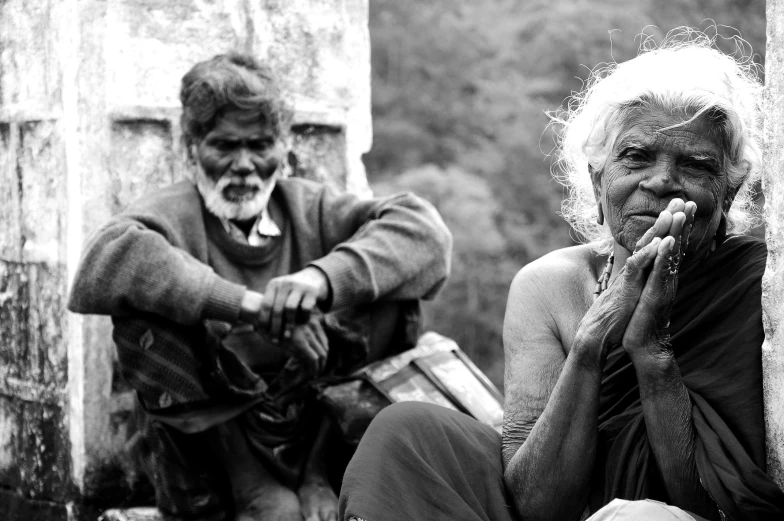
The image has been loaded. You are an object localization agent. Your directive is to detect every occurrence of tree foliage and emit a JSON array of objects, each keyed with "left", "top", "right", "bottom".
[{"left": 367, "top": 0, "right": 766, "bottom": 387}]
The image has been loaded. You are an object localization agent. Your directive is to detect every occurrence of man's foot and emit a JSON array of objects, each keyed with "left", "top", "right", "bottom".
[
  {"left": 298, "top": 480, "right": 338, "bottom": 521},
  {"left": 209, "top": 420, "right": 302, "bottom": 521},
  {"left": 235, "top": 482, "right": 301, "bottom": 521}
]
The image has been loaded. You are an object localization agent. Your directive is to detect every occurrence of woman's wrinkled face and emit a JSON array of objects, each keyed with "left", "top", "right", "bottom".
[{"left": 593, "top": 106, "right": 731, "bottom": 254}]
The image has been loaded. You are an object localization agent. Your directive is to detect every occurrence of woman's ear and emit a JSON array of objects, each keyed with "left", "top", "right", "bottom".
[
  {"left": 589, "top": 164, "right": 604, "bottom": 225},
  {"left": 723, "top": 186, "right": 739, "bottom": 213}
]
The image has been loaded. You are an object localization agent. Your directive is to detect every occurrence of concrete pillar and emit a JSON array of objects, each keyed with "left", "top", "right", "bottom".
[
  {"left": 0, "top": 0, "right": 371, "bottom": 517},
  {"left": 764, "top": 0, "right": 784, "bottom": 490}
]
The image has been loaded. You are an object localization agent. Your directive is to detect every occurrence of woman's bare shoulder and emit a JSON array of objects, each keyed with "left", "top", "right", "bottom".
[
  {"left": 511, "top": 244, "right": 597, "bottom": 294},
  {"left": 505, "top": 244, "right": 597, "bottom": 351}
]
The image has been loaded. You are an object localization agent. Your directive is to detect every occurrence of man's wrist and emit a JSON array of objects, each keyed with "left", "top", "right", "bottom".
[
  {"left": 239, "top": 290, "right": 264, "bottom": 324},
  {"left": 302, "top": 266, "right": 332, "bottom": 307}
]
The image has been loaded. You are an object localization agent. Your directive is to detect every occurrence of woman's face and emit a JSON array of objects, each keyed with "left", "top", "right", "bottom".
[{"left": 593, "top": 107, "right": 732, "bottom": 254}]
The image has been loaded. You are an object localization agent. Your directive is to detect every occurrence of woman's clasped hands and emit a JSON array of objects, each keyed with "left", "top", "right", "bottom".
[{"left": 577, "top": 198, "right": 696, "bottom": 367}]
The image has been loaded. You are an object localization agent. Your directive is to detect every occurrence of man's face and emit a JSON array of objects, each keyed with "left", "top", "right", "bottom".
[
  {"left": 593, "top": 106, "right": 730, "bottom": 254},
  {"left": 194, "top": 109, "right": 284, "bottom": 221}
]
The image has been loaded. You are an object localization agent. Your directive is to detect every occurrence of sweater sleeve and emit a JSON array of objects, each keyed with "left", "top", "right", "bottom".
[
  {"left": 67, "top": 215, "right": 247, "bottom": 325},
  {"left": 307, "top": 187, "right": 453, "bottom": 310}
]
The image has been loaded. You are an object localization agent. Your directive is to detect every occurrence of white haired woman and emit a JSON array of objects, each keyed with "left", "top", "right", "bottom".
[{"left": 337, "top": 31, "right": 784, "bottom": 521}]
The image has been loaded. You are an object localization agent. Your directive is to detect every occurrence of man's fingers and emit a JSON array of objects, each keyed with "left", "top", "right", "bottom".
[
  {"left": 283, "top": 291, "right": 303, "bottom": 341},
  {"left": 313, "top": 321, "right": 329, "bottom": 352},
  {"left": 301, "top": 293, "right": 318, "bottom": 316},
  {"left": 270, "top": 282, "right": 291, "bottom": 341},
  {"left": 302, "top": 326, "right": 327, "bottom": 373},
  {"left": 259, "top": 285, "right": 277, "bottom": 330}
]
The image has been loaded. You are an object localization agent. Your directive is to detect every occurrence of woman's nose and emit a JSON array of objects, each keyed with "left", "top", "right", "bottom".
[{"left": 638, "top": 160, "right": 684, "bottom": 197}]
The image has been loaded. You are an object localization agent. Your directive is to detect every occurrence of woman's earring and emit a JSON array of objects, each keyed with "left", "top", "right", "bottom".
[{"left": 597, "top": 204, "right": 604, "bottom": 226}]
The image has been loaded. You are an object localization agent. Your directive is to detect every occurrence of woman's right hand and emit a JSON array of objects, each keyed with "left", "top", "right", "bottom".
[
  {"left": 574, "top": 236, "right": 661, "bottom": 366},
  {"left": 574, "top": 199, "right": 695, "bottom": 366}
]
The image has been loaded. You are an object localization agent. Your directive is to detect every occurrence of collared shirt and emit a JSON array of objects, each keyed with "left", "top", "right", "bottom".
[{"left": 220, "top": 208, "right": 281, "bottom": 247}]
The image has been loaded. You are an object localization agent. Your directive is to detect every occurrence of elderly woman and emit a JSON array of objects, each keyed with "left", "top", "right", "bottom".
[{"left": 338, "top": 34, "right": 784, "bottom": 521}]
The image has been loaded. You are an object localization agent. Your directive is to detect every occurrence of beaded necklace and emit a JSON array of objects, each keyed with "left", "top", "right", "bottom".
[{"left": 593, "top": 253, "right": 614, "bottom": 297}]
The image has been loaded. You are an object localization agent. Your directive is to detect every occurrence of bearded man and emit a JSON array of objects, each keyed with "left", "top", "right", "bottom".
[{"left": 68, "top": 52, "right": 452, "bottom": 521}]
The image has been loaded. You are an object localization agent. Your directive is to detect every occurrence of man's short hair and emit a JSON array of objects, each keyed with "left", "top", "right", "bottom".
[{"left": 179, "top": 52, "right": 292, "bottom": 149}]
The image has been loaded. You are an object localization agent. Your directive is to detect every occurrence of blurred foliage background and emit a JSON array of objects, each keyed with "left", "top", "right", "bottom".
[{"left": 366, "top": 0, "right": 767, "bottom": 388}]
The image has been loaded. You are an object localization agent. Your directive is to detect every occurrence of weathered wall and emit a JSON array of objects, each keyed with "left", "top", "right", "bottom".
[
  {"left": 0, "top": 0, "right": 372, "bottom": 511},
  {"left": 764, "top": 0, "right": 784, "bottom": 490}
]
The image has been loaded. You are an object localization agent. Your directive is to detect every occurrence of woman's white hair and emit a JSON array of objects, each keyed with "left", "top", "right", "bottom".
[{"left": 551, "top": 28, "right": 764, "bottom": 253}]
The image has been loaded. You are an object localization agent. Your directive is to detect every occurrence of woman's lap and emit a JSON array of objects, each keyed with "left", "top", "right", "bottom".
[{"left": 338, "top": 402, "right": 517, "bottom": 521}]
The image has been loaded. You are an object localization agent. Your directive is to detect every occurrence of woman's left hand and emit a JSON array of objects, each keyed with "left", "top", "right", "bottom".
[{"left": 622, "top": 199, "right": 695, "bottom": 363}]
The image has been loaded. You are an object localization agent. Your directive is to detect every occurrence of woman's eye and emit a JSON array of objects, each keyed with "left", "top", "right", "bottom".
[
  {"left": 621, "top": 149, "right": 648, "bottom": 164},
  {"left": 684, "top": 162, "right": 714, "bottom": 172}
]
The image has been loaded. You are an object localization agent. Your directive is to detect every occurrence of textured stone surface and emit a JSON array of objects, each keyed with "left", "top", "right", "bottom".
[
  {"left": 0, "top": 0, "right": 373, "bottom": 511},
  {"left": 764, "top": 0, "right": 784, "bottom": 490}
]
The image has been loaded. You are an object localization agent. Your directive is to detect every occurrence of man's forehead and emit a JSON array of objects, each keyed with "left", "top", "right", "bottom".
[{"left": 211, "top": 110, "right": 277, "bottom": 137}]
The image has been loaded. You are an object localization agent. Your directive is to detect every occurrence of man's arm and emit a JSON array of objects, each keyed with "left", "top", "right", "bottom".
[
  {"left": 256, "top": 185, "right": 452, "bottom": 342},
  {"left": 308, "top": 188, "right": 452, "bottom": 310},
  {"left": 68, "top": 216, "right": 246, "bottom": 324}
]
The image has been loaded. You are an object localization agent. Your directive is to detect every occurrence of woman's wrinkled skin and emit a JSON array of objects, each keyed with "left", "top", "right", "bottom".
[
  {"left": 502, "top": 106, "right": 734, "bottom": 521},
  {"left": 593, "top": 107, "right": 732, "bottom": 256}
]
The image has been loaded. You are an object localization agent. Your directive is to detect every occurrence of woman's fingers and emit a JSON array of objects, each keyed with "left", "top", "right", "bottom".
[
  {"left": 641, "top": 236, "right": 677, "bottom": 310},
  {"left": 667, "top": 198, "right": 686, "bottom": 215},
  {"left": 682, "top": 201, "right": 696, "bottom": 253},
  {"left": 626, "top": 237, "right": 662, "bottom": 277}
]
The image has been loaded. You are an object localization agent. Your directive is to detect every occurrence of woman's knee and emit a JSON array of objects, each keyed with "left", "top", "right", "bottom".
[{"left": 370, "top": 402, "right": 454, "bottom": 437}]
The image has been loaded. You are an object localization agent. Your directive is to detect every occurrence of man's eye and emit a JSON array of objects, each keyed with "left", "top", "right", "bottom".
[
  {"left": 214, "top": 140, "right": 235, "bottom": 151},
  {"left": 249, "top": 138, "right": 274, "bottom": 150}
]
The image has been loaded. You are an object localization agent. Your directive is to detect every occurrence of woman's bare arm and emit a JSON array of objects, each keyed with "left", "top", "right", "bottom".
[{"left": 503, "top": 241, "right": 659, "bottom": 521}]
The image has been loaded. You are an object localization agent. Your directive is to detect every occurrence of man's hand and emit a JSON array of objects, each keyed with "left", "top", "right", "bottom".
[
  {"left": 259, "top": 267, "right": 331, "bottom": 343},
  {"left": 239, "top": 272, "right": 330, "bottom": 374},
  {"left": 283, "top": 314, "right": 330, "bottom": 376}
]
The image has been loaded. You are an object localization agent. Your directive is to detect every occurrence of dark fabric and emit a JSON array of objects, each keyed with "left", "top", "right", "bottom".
[
  {"left": 340, "top": 235, "right": 784, "bottom": 521},
  {"left": 128, "top": 408, "right": 234, "bottom": 521},
  {"left": 339, "top": 402, "right": 516, "bottom": 521},
  {"left": 594, "top": 235, "right": 784, "bottom": 520}
]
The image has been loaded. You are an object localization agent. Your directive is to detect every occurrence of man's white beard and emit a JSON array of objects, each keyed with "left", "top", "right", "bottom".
[{"left": 194, "top": 159, "right": 279, "bottom": 221}]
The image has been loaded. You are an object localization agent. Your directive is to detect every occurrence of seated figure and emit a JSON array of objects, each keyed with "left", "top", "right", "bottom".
[
  {"left": 67, "top": 52, "right": 452, "bottom": 521},
  {"left": 338, "top": 32, "right": 784, "bottom": 521}
]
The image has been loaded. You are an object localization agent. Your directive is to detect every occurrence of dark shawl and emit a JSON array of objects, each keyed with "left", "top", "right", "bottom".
[{"left": 594, "top": 235, "right": 784, "bottom": 520}]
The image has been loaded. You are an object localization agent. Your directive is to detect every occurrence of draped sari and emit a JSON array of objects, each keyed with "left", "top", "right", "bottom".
[
  {"left": 594, "top": 235, "right": 784, "bottom": 519},
  {"left": 340, "top": 235, "right": 784, "bottom": 521}
]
